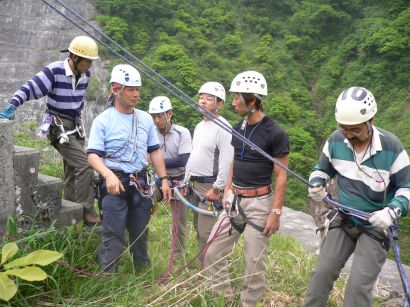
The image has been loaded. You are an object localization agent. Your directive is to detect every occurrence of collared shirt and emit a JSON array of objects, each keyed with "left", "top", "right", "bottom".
[
  {"left": 63, "top": 59, "right": 87, "bottom": 90},
  {"left": 157, "top": 124, "right": 192, "bottom": 177},
  {"left": 10, "top": 58, "right": 91, "bottom": 117},
  {"left": 87, "top": 107, "right": 159, "bottom": 173},
  {"left": 310, "top": 126, "right": 410, "bottom": 225}
]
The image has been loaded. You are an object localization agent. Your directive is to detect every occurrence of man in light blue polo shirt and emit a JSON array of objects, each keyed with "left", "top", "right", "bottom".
[{"left": 87, "top": 64, "right": 171, "bottom": 273}]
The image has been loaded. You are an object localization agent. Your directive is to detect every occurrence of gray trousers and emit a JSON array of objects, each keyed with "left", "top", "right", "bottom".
[
  {"left": 49, "top": 117, "right": 94, "bottom": 211},
  {"left": 303, "top": 216, "right": 388, "bottom": 307}
]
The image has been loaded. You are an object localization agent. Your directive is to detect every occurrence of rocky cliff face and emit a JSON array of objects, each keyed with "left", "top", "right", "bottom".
[{"left": 0, "top": 0, "right": 107, "bottom": 132}]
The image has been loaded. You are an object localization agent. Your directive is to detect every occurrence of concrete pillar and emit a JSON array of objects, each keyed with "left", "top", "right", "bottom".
[{"left": 0, "top": 119, "right": 15, "bottom": 227}]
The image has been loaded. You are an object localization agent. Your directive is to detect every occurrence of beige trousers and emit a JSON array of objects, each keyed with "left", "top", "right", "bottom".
[
  {"left": 171, "top": 198, "right": 188, "bottom": 256},
  {"left": 191, "top": 182, "right": 219, "bottom": 259},
  {"left": 204, "top": 192, "right": 273, "bottom": 307}
]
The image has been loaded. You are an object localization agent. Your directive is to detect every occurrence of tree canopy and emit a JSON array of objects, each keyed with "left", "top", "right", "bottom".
[{"left": 95, "top": 0, "right": 410, "bottom": 209}]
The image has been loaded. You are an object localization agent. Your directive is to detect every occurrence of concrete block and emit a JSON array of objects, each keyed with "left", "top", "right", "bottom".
[
  {"left": 0, "top": 120, "right": 15, "bottom": 227},
  {"left": 13, "top": 145, "right": 40, "bottom": 186},
  {"left": 15, "top": 173, "right": 62, "bottom": 223},
  {"left": 54, "top": 199, "right": 83, "bottom": 227}
]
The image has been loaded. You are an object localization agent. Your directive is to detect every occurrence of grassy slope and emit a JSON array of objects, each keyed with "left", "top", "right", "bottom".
[{"left": 3, "top": 204, "right": 351, "bottom": 306}]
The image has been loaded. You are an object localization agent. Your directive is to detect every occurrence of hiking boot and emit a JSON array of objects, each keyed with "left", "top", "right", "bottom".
[{"left": 84, "top": 209, "right": 101, "bottom": 225}]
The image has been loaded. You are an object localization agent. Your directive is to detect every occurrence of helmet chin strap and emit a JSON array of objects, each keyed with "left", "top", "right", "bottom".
[
  {"left": 239, "top": 93, "right": 256, "bottom": 129},
  {"left": 211, "top": 96, "right": 219, "bottom": 114},
  {"left": 366, "top": 120, "right": 372, "bottom": 135},
  {"left": 164, "top": 111, "right": 171, "bottom": 133},
  {"left": 114, "top": 86, "right": 131, "bottom": 110},
  {"left": 69, "top": 56, "right": 80, "bottom": 75}
]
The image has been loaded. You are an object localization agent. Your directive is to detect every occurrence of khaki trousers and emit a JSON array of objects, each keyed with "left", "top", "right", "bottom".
[
  {"left": 49, "top": 117, "right": 94, "bottom": 211},
  {"left": 171, "top": 198, "right": 188, "bottom": 256},
  {"left": 204, "top": 193, "right": 272, "bottom": 307},
  {"left": 191, "top": 182, "right": 219, "bottom": 258}
]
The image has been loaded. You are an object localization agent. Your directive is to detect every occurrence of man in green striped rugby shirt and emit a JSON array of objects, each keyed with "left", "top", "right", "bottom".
[{"left": 304, "top": 86, "right": 410, "bottom": 307}]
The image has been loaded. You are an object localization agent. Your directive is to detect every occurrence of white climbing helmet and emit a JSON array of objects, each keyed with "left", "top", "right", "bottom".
[
  {"left": 149, "top": 96, "right": 172, "bottom": 113},
  {"left": 109, "top": 64, "right": 142, "bottom": 87},
  {"left": 198, "top": 82, "right": 226, "bottom": 102},
  {"left": 229, "top": 71, "right": 267, "bottom": 96},
  {"left": 335, "top": 86, "right": 377, "bottom": 125}
]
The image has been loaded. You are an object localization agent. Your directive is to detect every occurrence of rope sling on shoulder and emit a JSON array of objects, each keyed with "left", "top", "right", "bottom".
[{"left": 40, "top": 2, "right": 410, "bottom": 303}]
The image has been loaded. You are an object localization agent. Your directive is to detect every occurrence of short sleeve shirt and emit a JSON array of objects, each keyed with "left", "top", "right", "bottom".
[
  {"left": 157, "top": 124, "right": 192, "bottom": 176},
  {"left": 232, "top": 116, "right": 289, "bottom": 187},
  {"left": 87, "top": 107, "right": 159, "bottom": 173}
]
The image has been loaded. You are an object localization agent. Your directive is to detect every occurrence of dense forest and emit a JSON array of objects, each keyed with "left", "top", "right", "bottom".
[{"left": 94, "top": 0, "right": 410, "bottom": 210}]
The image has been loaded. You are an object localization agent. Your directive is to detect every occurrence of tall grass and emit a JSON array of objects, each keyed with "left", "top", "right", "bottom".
[{"left": 1, "top": 205, "right": 352, "bottom": 306}]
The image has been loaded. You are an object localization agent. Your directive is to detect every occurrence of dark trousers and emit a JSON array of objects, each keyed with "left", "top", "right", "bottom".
[
  {"left": 98, "top": 174, "right": 152, "bottom": 272},
  {"left": 49, "top": 117, "right": 94, "bottom": 211}
]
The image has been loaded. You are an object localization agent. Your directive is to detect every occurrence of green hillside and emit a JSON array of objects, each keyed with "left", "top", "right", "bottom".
[{"left": 95, "top": 0, "right": 410, "bottom": 211}]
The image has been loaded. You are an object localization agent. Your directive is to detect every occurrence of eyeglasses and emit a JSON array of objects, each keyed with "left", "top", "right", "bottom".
[{"left": 338, "top": 125, "right": 364, "bottom": 137}]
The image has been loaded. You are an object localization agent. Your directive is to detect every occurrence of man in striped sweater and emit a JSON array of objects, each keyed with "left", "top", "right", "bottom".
[
  {"left": 0, "top": 36, "right": 101, "bottom": 224},
  {"left": 304, "top": 86, "right": 410, "bottom": 307}
]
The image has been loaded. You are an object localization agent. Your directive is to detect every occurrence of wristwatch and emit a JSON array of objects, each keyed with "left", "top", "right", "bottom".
[
  {"left": 271, "top": 208, "right": 282, "bottom": 216},
  {"left": 212, "top": 187, "right": 223, "bottom": 195}
]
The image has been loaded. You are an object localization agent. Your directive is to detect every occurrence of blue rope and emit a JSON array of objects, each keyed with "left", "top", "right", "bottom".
[
  {"left": 173, "top": 187, "right": 217, "bottom": 217},
  {"left": 389, "top": 225, "right": 410, "bottom": 306}
]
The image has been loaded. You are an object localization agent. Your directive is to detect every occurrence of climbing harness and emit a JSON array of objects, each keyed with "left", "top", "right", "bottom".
[
  {"left": 51, "top": 114, "right": 85, "bottom": 144},
  {"left": 227, "top": 194, "right": 264, "bottom": 235},
  {"left": 40, "top": 2, "right": 410, "bottom": 303},
  {"left": 46, "top": 107, "right": 86, "bottom": 145},
  {"left": 129, "top": 172, "right": 152, "bottom": 199}
]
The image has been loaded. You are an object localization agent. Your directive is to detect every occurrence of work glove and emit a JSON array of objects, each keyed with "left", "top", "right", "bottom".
[
  {"left": 308, "top": 185, "right": 327, "bottom": 202},
  {"left": 369, "top": 206, "right": 401, "bottom": 229},
  {"left": 0, "top": 103, "right": 17, "bottom": 120}
]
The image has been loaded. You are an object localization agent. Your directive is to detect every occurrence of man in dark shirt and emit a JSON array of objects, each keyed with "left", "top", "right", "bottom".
[{"left": 204, "top": 71, "right": 289, "bottom": 306}]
